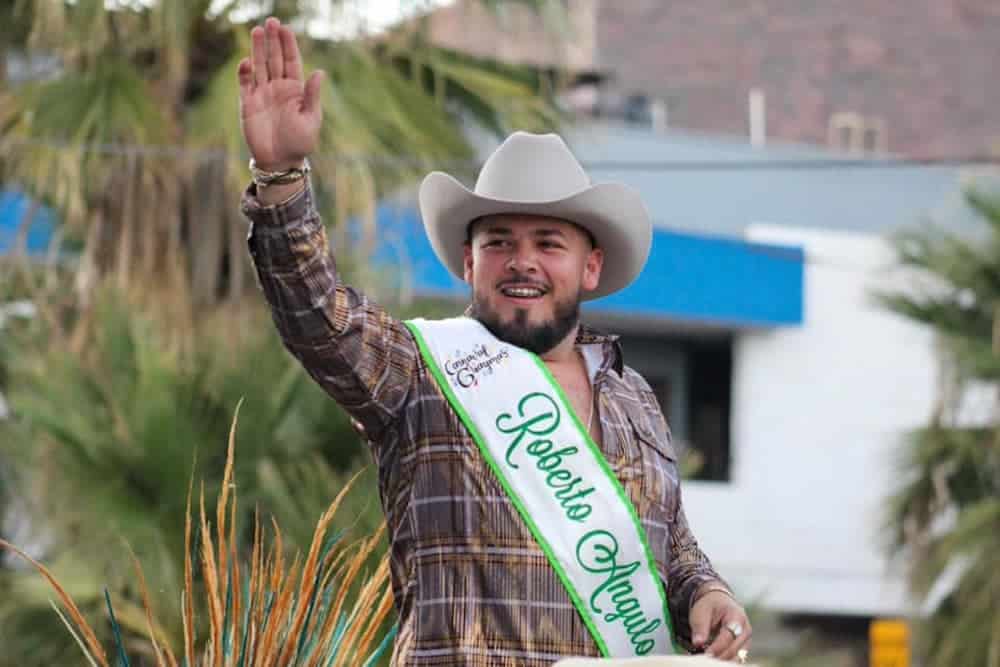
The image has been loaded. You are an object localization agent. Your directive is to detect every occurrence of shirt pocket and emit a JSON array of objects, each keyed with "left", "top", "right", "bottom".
[{"left": 621, "top": 409, "right": 680, "bottom": 526}]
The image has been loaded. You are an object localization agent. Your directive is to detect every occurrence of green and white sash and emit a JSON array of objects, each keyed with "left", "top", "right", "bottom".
[{"left": 404, "top": 316, "right": 675, "bottom": 657}]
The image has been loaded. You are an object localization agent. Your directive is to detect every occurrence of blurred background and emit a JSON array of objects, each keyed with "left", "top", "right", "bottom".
[{"left": 1, "top": 1, "right": 999, "bottom": 665}]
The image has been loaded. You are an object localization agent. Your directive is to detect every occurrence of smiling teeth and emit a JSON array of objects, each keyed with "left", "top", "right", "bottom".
[{"left": 502, "top": 287, "right": 544, "bottom": 297}]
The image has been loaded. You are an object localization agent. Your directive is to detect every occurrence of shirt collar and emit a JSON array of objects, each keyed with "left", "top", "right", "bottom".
[{"left": 576, "top": 323, "right": 625, "bottom": 378}]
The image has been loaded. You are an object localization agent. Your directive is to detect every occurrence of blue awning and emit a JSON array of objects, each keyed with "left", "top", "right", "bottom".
[
  {"left": 371, "top": 203, "right": 803, "bottom": 328},
  {"left": 0, "top": 190, "right": 56, "bottom": 256}
]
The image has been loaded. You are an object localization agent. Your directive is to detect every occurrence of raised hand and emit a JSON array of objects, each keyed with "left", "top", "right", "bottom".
[{"left": 238, "top": 17, "right": 323, "bottom": 172}]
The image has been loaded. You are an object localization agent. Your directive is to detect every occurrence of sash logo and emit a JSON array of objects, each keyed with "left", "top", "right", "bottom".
[{"left": 444, "top": 343, "right": 510, "bottom": 388}]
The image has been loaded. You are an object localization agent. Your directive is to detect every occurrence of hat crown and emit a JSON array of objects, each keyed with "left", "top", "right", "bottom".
[{"left": 475, "top": 132, "right": 591, "bottom": 202}]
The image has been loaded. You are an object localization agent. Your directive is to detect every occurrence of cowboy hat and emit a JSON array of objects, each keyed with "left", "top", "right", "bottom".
[{"left": 417, "top": 131, "right": 652, "bottom": 301}]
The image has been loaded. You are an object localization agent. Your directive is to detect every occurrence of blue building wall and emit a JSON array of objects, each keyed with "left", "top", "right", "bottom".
[
  {"left": 0, "top": 190, "right": 56, "bottom": 256},
  {"left": 596, "top": 228, "right": 803, "bottom": 327}
]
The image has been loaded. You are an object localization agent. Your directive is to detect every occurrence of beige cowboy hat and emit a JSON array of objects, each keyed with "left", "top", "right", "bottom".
[{"left": 417, "top": 131, "right": 652, "bottom": 301}]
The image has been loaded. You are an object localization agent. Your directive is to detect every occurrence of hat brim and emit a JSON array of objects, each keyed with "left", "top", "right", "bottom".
[{"left": 418, "top": 172, "right": 652, "bottom": 301}]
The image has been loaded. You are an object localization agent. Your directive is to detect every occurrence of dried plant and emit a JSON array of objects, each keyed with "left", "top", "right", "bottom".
[{"left": 0, "top": 403, "right": 397, "bottom": 666}]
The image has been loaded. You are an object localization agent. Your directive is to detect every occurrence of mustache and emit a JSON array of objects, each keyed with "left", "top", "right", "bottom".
[{"left": 496, "top": 273, "right": 549, "bottom": 291}]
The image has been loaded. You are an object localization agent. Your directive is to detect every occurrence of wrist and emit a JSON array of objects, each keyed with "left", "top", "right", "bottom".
[
  {"left": 691, "top": 581, "right": 736, "bottom": 609},
  {"left": 252, "top": 158, "right": 306, "bottom": 173},
  {"left": 249, "top": 157, "right": 311, "bottom": 187},
  {"left": 256, "top": 179, "right": 306, "bottom": 207}
]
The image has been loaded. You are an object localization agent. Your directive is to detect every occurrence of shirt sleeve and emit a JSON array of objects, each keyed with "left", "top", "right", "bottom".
[
  {"left": 667, "top": 490, "right": 734, "bottom": 652},
  {"left": 241, "top": 180, "right": 420, "bottom": 447}
]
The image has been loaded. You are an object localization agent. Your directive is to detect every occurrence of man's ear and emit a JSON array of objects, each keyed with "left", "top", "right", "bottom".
[
  {"left": 463, "top": 241, "right": 474, "bottom": 284},
  {"left": 582, "top": 246, "right": 604, "bottom": 292}
]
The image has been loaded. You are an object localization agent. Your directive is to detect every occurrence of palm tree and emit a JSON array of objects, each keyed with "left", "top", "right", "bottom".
[
  {"left": 877, "top": 186, "right": 1000, "bottom": 667},
  {"left": 0, "top": 0, "right": 563, "bottom": 307},
  {"left": 0, "top": 2, "right": 570, "bottom": 662}
]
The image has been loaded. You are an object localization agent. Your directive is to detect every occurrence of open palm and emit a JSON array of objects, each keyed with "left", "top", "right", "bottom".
[{"left": 238, "top": 18, "right": 323, "bottom": 171}]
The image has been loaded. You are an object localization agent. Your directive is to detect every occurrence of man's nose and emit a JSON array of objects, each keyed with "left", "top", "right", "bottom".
[{"left": 505, "top": 244, "right": 538, "bottom": 273}]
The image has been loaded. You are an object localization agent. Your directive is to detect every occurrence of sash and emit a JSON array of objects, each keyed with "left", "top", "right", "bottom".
[{"left": 404, "top": 317, "right": 676, "bottom": 657}]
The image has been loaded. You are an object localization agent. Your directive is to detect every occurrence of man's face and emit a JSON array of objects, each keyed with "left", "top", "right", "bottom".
[{"left": 463, "top": 214, "right": 603, "bottom": 354}]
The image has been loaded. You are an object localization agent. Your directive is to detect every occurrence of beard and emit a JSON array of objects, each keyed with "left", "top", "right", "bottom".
[{"left": 470, "top": 285, "right": 581, "bottom": 355}]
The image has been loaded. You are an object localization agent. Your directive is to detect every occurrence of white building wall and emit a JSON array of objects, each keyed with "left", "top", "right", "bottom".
[{"left": 681, "top": 224, "right": 939, "bottom": 617}]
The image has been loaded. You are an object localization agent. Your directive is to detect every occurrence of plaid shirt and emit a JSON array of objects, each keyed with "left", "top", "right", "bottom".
[{"left": 243, "top": 183, "right": 730, "bottom": 666}]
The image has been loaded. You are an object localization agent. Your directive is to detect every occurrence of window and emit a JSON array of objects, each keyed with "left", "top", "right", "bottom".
[
  {"left": 614, "top": 331, "right": 733, "bottom": 482},
  {"left": 827, "top": 111, "right": 886, "bottom": 154},
  {"left": 685, "top": 339, "right": 732, "bottom": 482},
  {"left": 863, "top": 126, "right": 882, "bottom": 153}
]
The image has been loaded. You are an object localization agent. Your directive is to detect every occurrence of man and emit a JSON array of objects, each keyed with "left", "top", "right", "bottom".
[{"left": 238, "top": 17, "right": 751, "bottom": 666}]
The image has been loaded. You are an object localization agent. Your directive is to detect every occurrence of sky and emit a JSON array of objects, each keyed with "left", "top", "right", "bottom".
[
  {"left": 214, "top": 0, "right": 457, "bottom": 38},
  {"left": 331, "top": 0, "right": 456, "bottom": 35}
]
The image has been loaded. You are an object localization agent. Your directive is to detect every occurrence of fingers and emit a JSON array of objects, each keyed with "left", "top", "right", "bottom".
[
  {"left": 704, "top": 612, "right": 751, "bottom": 661},
  {"left": 265, "top": 17, "right": 284, "bottom": 81},
  {"left": 237, "top": 58, "right": 253, "bottom": 95},
  {"left": 701, "top": 610, "right": 729, "bottom": 658},
  {"left": 279, "top": 23, "right": 303, "bottom": 81},
  {"left": 703, "top": 622, "right": 733, "bottom": 660},
  {"left": 249, "top": 17, "right": 306, "bottom": 88},
  {"left": 303, "top": 70, "right": 324, "bottom": 116},
  {"left": 690, "top": 614, "right": 712, "bottom": 649},
  {"left": 689, "top": 592, "right": 716, "bottom": 649},
  {"left": 719, "top": 630, "right": 751, "bottom": 662},
  {"left": 251, "top": 25, "right": 267, "bottom": 87}
]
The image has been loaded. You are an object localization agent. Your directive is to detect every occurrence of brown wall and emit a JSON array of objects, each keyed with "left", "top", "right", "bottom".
[
  {"left": 595, "top": 0, "right": 1000, "bottom": 156},
  {"left": 423, "top": 0, "right": 1000, "bottom": 156}
]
